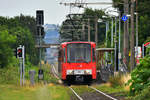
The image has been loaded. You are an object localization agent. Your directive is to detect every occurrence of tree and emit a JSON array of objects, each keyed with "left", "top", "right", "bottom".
[
  {"left": 0, "top": 26, "right": 16, "bottom": 67},
  {"left": 0, "top": 15, "right": 39, "bottom": 67}
]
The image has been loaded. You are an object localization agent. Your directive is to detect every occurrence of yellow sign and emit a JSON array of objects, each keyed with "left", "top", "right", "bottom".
[{"left": 129, "top": 51, "right": 131, "bottom": 56}]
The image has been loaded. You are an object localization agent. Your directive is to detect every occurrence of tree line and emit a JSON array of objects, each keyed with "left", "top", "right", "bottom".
[{"left": 0, "top": 14, "right": 39, "bottom": 68}]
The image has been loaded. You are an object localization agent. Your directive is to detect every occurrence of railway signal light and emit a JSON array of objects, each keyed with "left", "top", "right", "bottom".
[
  {"left": 17, "top": 47, "right": 23, "bottom": 58},
  {"left": 36, "top": 10, "right": 44, "bottom": 25},
  {"left": 36, "top": 26, "right": 45, "bottom": 36}
]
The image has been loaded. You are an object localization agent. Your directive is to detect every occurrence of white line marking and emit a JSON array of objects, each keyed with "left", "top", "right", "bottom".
[
  {"left": 69, "top": 87, "right": 83, "bottom": 100},
  {"left": 90, "top": 86, "right": 118, "bottom": 100}
]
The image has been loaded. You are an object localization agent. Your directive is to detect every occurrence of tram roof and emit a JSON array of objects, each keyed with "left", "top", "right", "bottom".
[{"left": 61, "top": 41, "right": 96, "bottom": 45}]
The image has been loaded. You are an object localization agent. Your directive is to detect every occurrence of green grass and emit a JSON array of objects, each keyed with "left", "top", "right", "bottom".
[
  {"left": 0, "top": 66, "right": 20, "bottom": 84},
  {"left": 0, "top": 63, "right": 59, "bottom": 85},
  {"left": 71, "top": 85, "right": 92, "bottom": 94},
  {"left": 94, "top": 84, "right": 129, "bottom": 99},
  {"left": 0, "top": 84, "right": 70, "bottom": 100},
  {"left": 95, "top": 84, "right": 125, "bottom": 93}
]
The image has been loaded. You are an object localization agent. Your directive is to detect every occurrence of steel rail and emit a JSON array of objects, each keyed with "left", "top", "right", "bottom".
[
  {"left": 89, "top": 86, "right": 118, "bottom": 100},
  {"left": 69, "top": 87, "right": 83, "bottom": 100}
]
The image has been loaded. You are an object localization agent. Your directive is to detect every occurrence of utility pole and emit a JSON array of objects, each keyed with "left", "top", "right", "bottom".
[
  {"left": 88, "top": 18, "right": 90, "bottom": 42},
  {"left": 111, "top": 17, "right": 114, "bottom": 64},
  {"left": 82, "top": 23, "right": 85, "bottom": 41},
  {"left": 106, "top": 21, "right": 109, "bottom": 48},
  {"left": 118, "top": 13, "right": 121, "bottom": 71},
  {"left": 95, "top": 17, "right": 98, "bottom": 46},
  {"left": 123, "top": 0, "right": 129, "bottom": 68},
  {"left": 118, "top": 12, "right": 121, "bottom": 69},
  {"left": 126, "top": 0, "right": 129, "bottom": 67},
  {"left": 130, "top": 0, "right": 135, "bottom": 71},
  {"left": 136, "top": 0, "right": 138, "bottom": 63},
  {"left": 39, "top": 27, "right": 42, "bottom": 69},
  {"left": 106, "top": 21, "right": 109, "bottom": 62},
  {"left": 114, "top": 17, "right": 118, "bottom": 72}
]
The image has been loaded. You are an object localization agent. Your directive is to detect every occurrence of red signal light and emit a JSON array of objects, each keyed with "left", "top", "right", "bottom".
[{"left": 17, "top": 48, "right": 22, "bottom": 58}]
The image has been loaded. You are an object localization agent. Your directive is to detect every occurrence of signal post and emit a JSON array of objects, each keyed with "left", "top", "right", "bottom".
[
  {"left": 36, "top": 10, "right": 44, "bottom": 80},
  {"left": 17, "top": 45, "right": 25, "bottom": 86}
]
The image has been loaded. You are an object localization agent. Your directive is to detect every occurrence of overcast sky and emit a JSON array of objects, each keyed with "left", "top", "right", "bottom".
[{"left": 0, "top": 0, "right": 114, "bottom": 25}]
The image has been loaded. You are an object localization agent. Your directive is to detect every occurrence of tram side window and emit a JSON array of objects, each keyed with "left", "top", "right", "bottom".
[
  {"left": 61, "top": 49, "right": 64, "bottom": 62},
  {"left": 92, "top": 48, "right": 96, "bottom": 62},
  {"left": 64, "top": 48, "right": 66, "bottom": 62},
  {"left": 58, "top": 50, "right": 61, "bottom": 61}
]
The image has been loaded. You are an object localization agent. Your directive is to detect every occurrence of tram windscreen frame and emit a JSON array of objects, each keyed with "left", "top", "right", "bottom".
[{"left": 67, "top": 43, "right": 91, "bottom": 63}]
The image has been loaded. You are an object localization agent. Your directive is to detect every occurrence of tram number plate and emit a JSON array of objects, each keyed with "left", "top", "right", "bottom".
[{"left": 74, "top": 70, "right": 84, "bottom": 75}]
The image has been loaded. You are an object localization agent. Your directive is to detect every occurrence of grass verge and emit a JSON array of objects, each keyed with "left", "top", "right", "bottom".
[
  {"left": 0, "top": 84, "right": 70, "bottom": 100},
  {"left": 94, "top": 84, "right": 129, "bottom": 100}
]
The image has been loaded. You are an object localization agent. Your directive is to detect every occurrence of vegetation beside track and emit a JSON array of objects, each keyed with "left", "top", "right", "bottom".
[
  {"left": 0, "top": 84, "right": 70, "bottom": 100},
  {"left": 95, "top": 84, "right": 129, "bottom": 99}
]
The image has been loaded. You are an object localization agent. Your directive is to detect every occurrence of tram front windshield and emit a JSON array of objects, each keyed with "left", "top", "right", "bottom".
[{"left": 67, "top": 43, "right": 91, "bottom": 63}]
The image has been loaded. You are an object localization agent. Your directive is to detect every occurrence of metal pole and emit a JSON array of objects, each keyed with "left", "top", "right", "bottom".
[
  {"left": 126, "top": 0, "right": 129, "bottom": 67},
  {"left": 95, "top": 17, "right": 98, "bottom": 46},
  {"left": 22, "top": 46, "right": 25, "bottom": 85},
  {"left": 39, "top": 27, "right": 42, "bottom": 69},
  {"left": 20, "top": 58, "right": 22, "bottom": 86},
  {"left": 130, "top": 0, "right": 135, "bottom": 71},
  {"left": 111, "top": 18, "right": 113, "bottom": 64},
  {"left": 118, "top": 14, "right": 121, "bottom": 71},
  {"left": 142, "top": 44, "right": 144, "bottom": 58},
  {"left": 106, "top": 21, "right": 109, "bottom": 63},
  {"left": 135, "top": 13, "right": 138, "bottom": 64},
  {"left": 114, "top": 17, "right": 117, "bottom": 72},
  {"left": 82, "top": 23, "right": 85, "bottom": 41},
  {"left": 88, "top": 18, "right": 90, "bottom": 42},
  {"left": 123, "top": 0, "right": 129, "bottom": 68},
  {"left": 136, "top": 0, "right": 138, "bottom": 62}
]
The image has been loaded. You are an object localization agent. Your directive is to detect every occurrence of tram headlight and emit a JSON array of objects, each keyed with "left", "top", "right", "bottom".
[
  {"left": 66, "top": 70, "right": 73, "bottom": 75},
  {"left": 85, "top": 70, "right": 92, "bottom": 74}
]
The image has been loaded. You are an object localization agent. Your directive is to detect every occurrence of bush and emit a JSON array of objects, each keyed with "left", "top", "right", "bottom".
[
  {"left": 133, "top": 87, "right": 150, "bottom": 100},
  {"left": 127, "top": 56, "right": 150, "bottom": 96},
  {"left": 0, "top": 28, "right": 16, "bottom": 68},
  {"left": 109, "top": 74, "right": 123, "bottom": 87},
  {"left": 108, "top": 73, "right": 130, "bottom": 88},
  {"left": 0, "top": 66, "right": 19, "bottom": 84}
]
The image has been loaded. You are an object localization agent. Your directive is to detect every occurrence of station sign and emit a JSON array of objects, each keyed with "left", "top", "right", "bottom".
[{"left": 121, "top": 15, "right": 128, "bottom": 22}]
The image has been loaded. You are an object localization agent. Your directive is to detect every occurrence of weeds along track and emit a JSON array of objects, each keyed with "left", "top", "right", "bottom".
[{"left": 69, "top": 85, "right": 118, "bottom": 100}]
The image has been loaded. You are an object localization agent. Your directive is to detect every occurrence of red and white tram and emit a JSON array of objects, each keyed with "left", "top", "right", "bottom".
[{"left": 58, "top": 42, "right": 96, "bottom": 84}]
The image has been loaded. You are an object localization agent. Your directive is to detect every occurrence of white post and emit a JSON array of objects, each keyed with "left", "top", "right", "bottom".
[
  {"left": 111, "top": 18, "right": 113, "bottom": 64},
  {"left": 20, "top": 58, "right": 22, "bottom": 86},
  {"left": 22, "top": 46, "right": 25, "bottom": 86}
]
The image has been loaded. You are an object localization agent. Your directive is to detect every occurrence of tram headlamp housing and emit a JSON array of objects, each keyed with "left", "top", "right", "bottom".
[
  {"left": 85, "top": 70, "right": 92, "bottom": 74},
  {"left": 66, "top": 70, "right": 73, "bottom": 75}
]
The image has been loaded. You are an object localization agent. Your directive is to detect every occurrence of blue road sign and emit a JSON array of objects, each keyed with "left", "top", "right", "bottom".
[{"left": 122, "top": 15, "right": 128, "bottom": 22}]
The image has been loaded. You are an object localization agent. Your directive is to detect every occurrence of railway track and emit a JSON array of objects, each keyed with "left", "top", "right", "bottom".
[
  {"left": 69, "top": 86, "right": 118, "bottom": 100},
  {"left": 51, "top": 64, "right": 118, "bottom": 100},
  {"left": 51, "top": 64, "right": 60, "bottom": 80}
]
